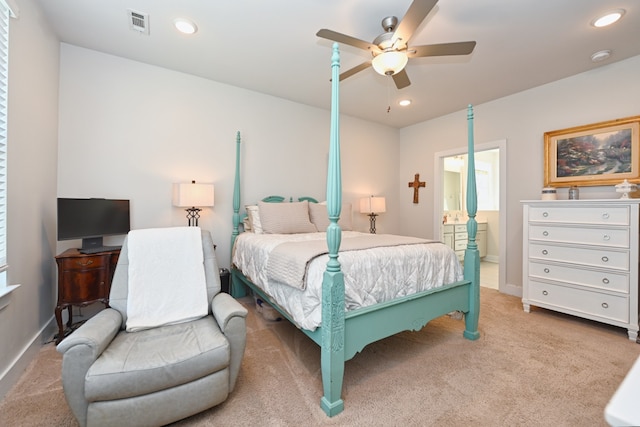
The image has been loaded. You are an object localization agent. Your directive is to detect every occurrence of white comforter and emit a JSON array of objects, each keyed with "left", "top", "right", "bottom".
[{"left": 232, "top": 231, "right": 463, "bottom": 331}]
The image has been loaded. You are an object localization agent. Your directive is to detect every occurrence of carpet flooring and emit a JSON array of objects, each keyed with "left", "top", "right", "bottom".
[{"left": 1, "top": 287, "right": 638, "bottom": 426}]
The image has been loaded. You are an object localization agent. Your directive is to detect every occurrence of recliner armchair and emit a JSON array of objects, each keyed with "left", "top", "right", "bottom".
[{"left": 56, "top": 229, "right": 248, "bottom": 427}]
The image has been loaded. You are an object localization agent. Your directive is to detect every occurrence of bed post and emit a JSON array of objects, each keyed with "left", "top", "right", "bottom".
[
  {"left": 463, "top": 105, "right": 480, "bottom": 340},
  {"left": 230, "top": 131, "right": 247, "bottom": 297},
  {"left": 320, "top": 42, "right": 346, "bottom": 417}
]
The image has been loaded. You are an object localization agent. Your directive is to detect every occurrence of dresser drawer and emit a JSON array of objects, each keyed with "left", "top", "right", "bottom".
[
  {"left": 529, "top": 243, "right": 629, "bottom": 270},
  {"left": 529, "top": 225, "right": 629, "bottom": 248},
  {"left": 528, "top": 261, "right": 629, "bottom": 293},
  {"left": 527, "top": 280, "right": 629, "bottom": 323},
  {"left": 528, "top": 205, "right": 629, "bottom": 225},
  {"left": 454, "top": 241, "right": 467, "bottom": 251}
]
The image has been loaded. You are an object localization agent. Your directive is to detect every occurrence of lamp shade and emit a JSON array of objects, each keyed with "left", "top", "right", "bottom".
[
  {"left": 360, "top": 196, "right": 386, "bottom": 214},
  {"left": 371, "top": 51, "right": 408, "bottom": 76},
  {"left": 172, "top": 181, "right": 214, "bottom": 207}
]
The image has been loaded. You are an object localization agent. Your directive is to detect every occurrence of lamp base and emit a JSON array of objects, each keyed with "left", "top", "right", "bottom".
[
  {"left": 368, "top": 213, "right": 378, "bottom": 234},
  {"left": 185, "top": 207, "right": 202, "bottom": 227}
]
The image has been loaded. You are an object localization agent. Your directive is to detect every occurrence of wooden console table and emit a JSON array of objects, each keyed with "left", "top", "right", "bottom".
[{"left": 54, "top": 248, "right": 120, "bottom": 344}]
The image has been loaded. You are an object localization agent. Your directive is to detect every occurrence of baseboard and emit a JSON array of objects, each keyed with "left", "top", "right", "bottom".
[
  {"left": 503, "top": 282, "right": 522, "bottom": 298},
  {"left": 483, "top": 255, "right": 499, "bottom": 263},
  {"left": 0, "top": 316, "right": 57, "bottom": 399}
]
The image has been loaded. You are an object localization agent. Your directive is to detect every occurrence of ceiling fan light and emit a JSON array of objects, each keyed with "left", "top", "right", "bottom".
[{"left": 372, "top": 51, "right": 408, "bottom": 76}]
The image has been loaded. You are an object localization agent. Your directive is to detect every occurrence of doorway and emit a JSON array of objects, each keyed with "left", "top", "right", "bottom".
[{"left": 433, "top": 140, "right": 507, "bottom": 292}]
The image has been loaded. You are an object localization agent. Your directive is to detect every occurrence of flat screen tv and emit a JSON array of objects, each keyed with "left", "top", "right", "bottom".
[{"left": 57, "top": 198, "right": 130, "bottom": 252}]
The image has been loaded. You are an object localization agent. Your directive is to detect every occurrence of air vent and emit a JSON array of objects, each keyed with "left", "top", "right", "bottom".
[{"left": 127, "top": 9, "right": 149, "bottom": 35}]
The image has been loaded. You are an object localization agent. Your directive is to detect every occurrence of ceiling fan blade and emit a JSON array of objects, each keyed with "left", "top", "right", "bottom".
[
  {"left": 408, "top": 41, "right": 476, "bottom": 57},
  {"left": 339, "top": 61, "right": 372, "bottom": 81},
  {"left": 392, "top": 69, "right": 411, "bottom": 89},
  {"left": 316, "top": 29, "right": 379, "bottom": 52},
  {"left": 393, "top": 0, "right": 438, "bottom": 46}
]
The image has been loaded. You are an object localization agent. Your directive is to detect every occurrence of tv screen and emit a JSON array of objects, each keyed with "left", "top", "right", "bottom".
[{"left": 57, "top": 198, "right": 130, "bottom": 250}]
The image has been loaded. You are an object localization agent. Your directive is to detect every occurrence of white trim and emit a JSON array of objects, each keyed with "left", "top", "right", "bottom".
[
  {"left": 0, "top": 0, "right": 18, "bottom": 18},
  {"left": 0, "top": 283, "right": 18, "bottom": 310},
  {"left": 0, "top": 315, "right": 57, "bottom": 399}
]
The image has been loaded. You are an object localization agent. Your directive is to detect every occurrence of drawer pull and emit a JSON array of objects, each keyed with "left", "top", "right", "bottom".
[
  {"left": 602, "top": 302, "right": 609, "bottom": 309},
  {"left": 542, "top": 290, "right": 548, "bottom": 296},
  {"left": 602, "top": 278, "right": 610, "bottom": 284},
  {"left": 602, "top": 234, "right": 610, "bottom": 241},
  {"left": 542, "top": 249, "right": 548, "bottom": 255},
  {"left": 601, "top": 256, "right": 609, "bottom": 263},
  {"left": 76, "top": 260, "right": 94, "bottom": 267},
  {"left": 543, "top": 231, "right": 549, "bottom": 237},
  {"left": 542, "top": 212, "right": 549, "bottom": 218},
  {"left": 602, "top": 213, "right": 610, "bottom": 220},
  {"left": 544, "top": 268, "right": 550, "bottom": 273}
]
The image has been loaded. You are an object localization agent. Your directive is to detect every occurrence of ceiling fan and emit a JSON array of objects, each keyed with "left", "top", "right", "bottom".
[{"left": 316, "top": 0, "right": 476, "bottom": 89}]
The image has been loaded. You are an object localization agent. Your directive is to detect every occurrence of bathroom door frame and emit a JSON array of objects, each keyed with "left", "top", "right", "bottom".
[{"left": 433, "top": 139, "right": 507, "bottom": 293}]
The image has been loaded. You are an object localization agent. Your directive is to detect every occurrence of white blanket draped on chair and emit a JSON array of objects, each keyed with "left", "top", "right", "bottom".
[{"left": 126, "top": 227, "right": 208, "bottom": 332}]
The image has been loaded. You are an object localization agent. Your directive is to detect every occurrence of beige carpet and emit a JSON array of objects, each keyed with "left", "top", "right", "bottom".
[{"left": 1, "top": 288, "right": 638, "bottom": 426}]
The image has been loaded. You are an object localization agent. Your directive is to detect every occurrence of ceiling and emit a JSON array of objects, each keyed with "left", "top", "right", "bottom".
[{"left": 35, "top": 0, "right": 640, "bottom": 129}]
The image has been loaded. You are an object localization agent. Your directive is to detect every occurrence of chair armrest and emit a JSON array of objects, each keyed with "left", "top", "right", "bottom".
[
  {"left": 211, "top": 292, "right": 248, "bottom": 332},
  {"left": 56, "top": 308, "right": 122, "bottom": 358},
  {"left": 55, "top": 308, "right": 122, "bottom": 426},
  {"left": 211, "top": 293, "right": 248, "bottom": 391}
]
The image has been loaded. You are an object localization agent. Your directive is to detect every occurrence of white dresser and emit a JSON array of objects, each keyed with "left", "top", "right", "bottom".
[{"left": 521, "top": 200, "right": 640, "bottom": 341}]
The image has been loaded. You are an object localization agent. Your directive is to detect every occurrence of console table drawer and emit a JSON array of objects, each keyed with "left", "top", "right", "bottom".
[
  {"left": 528, "top": 280, "right": 629, "bottom": 323},
  {"left": 59, "top": 254, "right": 109, "bottom": 271},
  {"left": 529, "top": 225, "right": 629, "bottom": 248},
  {"left": 528, "top": 261, "right": 629, "bottom": 293},
  {"left": 529, "top": 243, "right": 629, "bottom": 271},
  {"left": 528, "top": 206, "right": 629, "bottom": 225}
]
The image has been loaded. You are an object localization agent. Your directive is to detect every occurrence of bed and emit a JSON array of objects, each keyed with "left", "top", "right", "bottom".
[{"left": 230, "top": 44, "right": 480, "bottom": 417}]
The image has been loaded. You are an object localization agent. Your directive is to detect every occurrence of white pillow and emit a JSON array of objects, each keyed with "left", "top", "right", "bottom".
[
  {"left": 258, "top": 200, "right": 317, "bottom": 234},
  {"left": 309, "top": 202, "right": 353, "bottom": 231},
  {"left": 245, "top": 205, "right": 263, "bottom": 234}
]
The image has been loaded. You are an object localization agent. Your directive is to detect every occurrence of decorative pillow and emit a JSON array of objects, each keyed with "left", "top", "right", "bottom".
[
  {"left": 245, "top": 205, "right": 263, "bottom": 234},
  {"left": 242, "top": 216, "right": 251, "bottom": 232},
  {"left": 309, "top": 202, "right": 353, "bottom": 231},
  {"left": 258, "top": 200, "right": 318, "bottom": 234}
]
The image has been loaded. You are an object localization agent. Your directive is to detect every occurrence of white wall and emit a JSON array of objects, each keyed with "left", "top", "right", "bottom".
[
  {"left": 0, "top": 0, "right": 60, "bottom": 397},
  {"left": 399, "top": 54, "right": 640, "bottom": 292},
  {"left": 57, "top": 44, "right": 401, "bottom": 269}
]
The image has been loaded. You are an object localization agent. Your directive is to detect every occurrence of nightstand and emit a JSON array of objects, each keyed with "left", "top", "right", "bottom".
[{"left": 54, "top": 248, "right": 120, "bottom": 344}]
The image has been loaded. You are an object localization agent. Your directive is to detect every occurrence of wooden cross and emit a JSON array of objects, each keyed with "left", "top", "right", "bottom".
[{"left": 408, "top": 173, "right": 426, "bottom": 204}]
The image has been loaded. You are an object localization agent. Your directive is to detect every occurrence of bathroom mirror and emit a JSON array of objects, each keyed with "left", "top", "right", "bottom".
[{"left": 443, "top": 156, "right": 464, "bottom": 212}]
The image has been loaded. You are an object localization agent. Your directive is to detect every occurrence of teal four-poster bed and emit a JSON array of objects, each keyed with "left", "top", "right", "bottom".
[{"left": 230, "top": 44, "right": 480, "bottom": 417}]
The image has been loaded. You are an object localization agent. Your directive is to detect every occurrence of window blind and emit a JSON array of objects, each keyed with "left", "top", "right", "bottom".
[{"left": 0, "top": 1, "right": 9, "bottom": 274}]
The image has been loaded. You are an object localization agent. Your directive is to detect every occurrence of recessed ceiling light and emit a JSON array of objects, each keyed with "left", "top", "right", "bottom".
[
  {"left": 591, "top": 9, "right": 625, "bottom": 27},
  {"left": 174, "top": 18, "right": 197, "bottom": 34},
  {"left": 398, "top": 99, "right": 411, "bottom": 107},
  {"left": 591, "top": 49, "right": 612, "bottom": 62}
]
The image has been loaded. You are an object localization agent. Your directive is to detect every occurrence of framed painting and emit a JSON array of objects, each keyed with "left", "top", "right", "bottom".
[{"left": 544, "top": 115, "right": 640, "bottom": 187}]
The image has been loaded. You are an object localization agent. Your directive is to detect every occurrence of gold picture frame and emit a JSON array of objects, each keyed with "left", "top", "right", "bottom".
[{"left": 544, "top": 115, "right": 640, "bottom": 187}]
